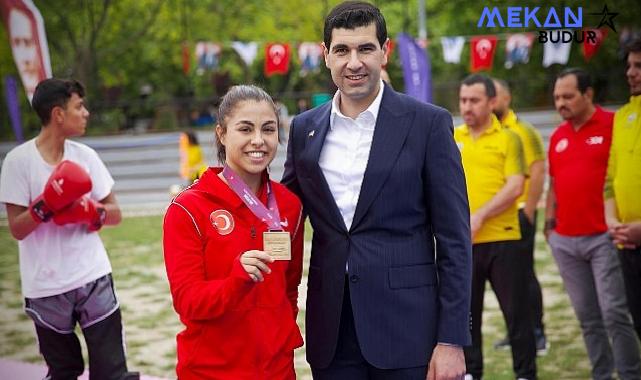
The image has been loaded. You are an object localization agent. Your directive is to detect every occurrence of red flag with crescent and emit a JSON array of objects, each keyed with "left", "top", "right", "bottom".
[
  {"left": 470, "top": 35, "right": 498, "bottom": 72},
  {"left": 583, "top": 29, "right": 608, "bottom": 62},
  {"left": 264, "top": 43, "right": 290, "bottom": 76},
  {"left": 181, "top": 41, "right": 190, "bottom": 75}
]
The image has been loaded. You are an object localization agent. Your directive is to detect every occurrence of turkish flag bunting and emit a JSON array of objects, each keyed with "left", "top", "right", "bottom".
[
  {"left": 265, "top": 43, "right": 291, "bottom": 76},
  {"left": 182, "top": 42, "right": 190, "bottom": 75},
  {"left": 583, "top": 29, "right": 608, "bottom": 62},
  {"left": 470, "top": 35, "right": 498, "bottom": 72}
]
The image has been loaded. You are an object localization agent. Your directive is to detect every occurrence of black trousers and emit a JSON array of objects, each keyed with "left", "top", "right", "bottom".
[
  {"left": 464, "top": 241, "right": 537, "bottom": 380},
  {"left": 617, "top": 247, "right": 641, "bottom": 340},
  {"left": 35, "top": 309, "right": 137, "bottom": 380},
  {"left": 311, "top": 278, "right": 428, "bottom": 380},
  {"left": 519, "top": 209, "right": 545, "bottom": 331}
]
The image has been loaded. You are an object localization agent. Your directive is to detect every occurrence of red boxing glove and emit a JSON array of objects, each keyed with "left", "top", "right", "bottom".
[
  {"left": 29, "top": 160, "right": 92, "bottom": 222},
  {"left": 53, "top": 196, "right": 107, "bottom": 232}
]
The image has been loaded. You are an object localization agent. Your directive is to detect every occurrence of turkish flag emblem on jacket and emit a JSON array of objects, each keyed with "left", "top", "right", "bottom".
[
  {"left": 470, "top": 36, "right": 498, "bottom": 72},
  {"left": 265, "top": 43, "right": 291, "bottom": 76}
]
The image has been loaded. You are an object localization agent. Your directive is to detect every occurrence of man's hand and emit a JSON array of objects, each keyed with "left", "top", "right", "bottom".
[
  {"left": 626, "top": 222, "right": 641, "bottom": 246},
  {"left": 611, "top": 222, "right": 641, "bottom": 248},
  {"left": 523, "top": 206, "right": 536, "bottom": 225},
  {"left": 470, "top": 213, "right": 484, "bottom": 239},
  {"left": 606, "top": 217, "right": 628, "bottom": 247},
  {"left": 606, "top": 216, "right": 621, "bottom": 233},
  {"left": 426, "top": 344, "right": 465, "bottom": 380},
  {"left": 543, "top": 218, "right": 556, "bottom": 242}
]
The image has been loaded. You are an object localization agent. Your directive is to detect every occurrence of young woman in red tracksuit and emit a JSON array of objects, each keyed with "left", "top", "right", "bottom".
[{"left": 163, "top": 85, "right": 304, "bottom": 379}]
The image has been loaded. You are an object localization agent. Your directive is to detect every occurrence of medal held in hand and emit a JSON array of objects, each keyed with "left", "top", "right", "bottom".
[
  {"left": 222, "top": 165, "right": 291, "bottom": 260},
  {"left": 263, "top": 231, "right": 291, "bottom": 260}
]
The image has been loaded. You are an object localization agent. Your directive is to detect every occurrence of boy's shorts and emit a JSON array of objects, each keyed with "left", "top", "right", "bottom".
[{"left": 25, "top": 274, "right": 119, "bottom": 334}]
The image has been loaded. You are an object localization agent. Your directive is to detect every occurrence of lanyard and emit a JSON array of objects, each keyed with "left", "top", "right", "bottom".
[{"left": 221, "top": 165, "right": 283, "bottom": 231}]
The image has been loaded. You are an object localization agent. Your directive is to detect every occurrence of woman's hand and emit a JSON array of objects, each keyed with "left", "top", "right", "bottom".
[{"left": 240, "top": 250, "right": 274, "bottom": 282}]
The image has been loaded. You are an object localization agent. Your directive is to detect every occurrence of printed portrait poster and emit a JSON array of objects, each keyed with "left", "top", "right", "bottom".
[
  {"left": 195, "top": 42, "right": 222, "bottom": 72},
  {"left": 298, "top": 42, "right": 323, "bottom": 75},
  {"left": 0, "top": 0, "right": 52, "bottom": 101},
  {"left": 505, "top": 33, "right": 534, "bottom": 69}
]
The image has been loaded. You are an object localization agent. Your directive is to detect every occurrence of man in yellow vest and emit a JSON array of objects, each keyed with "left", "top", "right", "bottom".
[
  {"left": 455, "top": 74, "right": 536, "bottom": 380},
  {"left": 491, "top": 79, "right": 549, "bottom": 356},
  {"left": 605, "top": 36, "right": 641, "bottom": 340}
]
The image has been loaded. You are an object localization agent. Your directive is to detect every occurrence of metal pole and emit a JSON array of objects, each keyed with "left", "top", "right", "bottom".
[{"left": 418, "top": 0, "right": 426, "bottom": 40}]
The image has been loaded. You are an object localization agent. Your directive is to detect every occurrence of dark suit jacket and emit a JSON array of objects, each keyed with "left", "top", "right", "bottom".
[{"left": 282, "top": 83, "right": 472, "bottom": 369}]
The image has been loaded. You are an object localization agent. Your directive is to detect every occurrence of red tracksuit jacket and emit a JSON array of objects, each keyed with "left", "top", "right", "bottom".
[{"left": 163, "top": 168, "right": 304, "bottom": 379}]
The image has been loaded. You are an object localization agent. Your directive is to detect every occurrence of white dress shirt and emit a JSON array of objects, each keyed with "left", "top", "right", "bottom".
[{"left": 319, "top": 82, "right": 384, "bottom": 230}]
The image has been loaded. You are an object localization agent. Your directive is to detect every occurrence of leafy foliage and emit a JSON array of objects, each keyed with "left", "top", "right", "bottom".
[{"left": 0, "top": 0, "right": 639, "bottom": 138}]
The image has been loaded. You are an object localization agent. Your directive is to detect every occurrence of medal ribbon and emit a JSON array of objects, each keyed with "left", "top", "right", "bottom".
[{"left": 222, "top": 165, "right": 283, "bottom": 231}]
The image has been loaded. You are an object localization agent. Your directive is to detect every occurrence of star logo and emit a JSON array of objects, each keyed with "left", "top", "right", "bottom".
[{"left": 589, "top": 4, "right": 618, "bottom": 33}]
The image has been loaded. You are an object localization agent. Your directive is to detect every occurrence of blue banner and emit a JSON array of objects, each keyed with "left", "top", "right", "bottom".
[
  {"left": 4, "top": 75, "right": 24, "bottom": 143},
  {"left": 396, "top": 33, "right": 432, "bottom": 104}
]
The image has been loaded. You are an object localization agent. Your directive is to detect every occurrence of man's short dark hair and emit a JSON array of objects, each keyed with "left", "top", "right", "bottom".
[
  {"left": 557, "top": 68, "right": 592, "bottom": 94},
  {"left": 461, "top": 74, "right": 496, "bottom": 98},
  {"left": 31, "top": 78, "right": 85, "bottom": 125},
  {"left": 624, "top": 36, "right": 641, "bottom": 58},
  {"left": 493, "top": 78, "right": 511, "bottom": 94},
  {"left": 324, "top": 1, "right": 387, "bottom": 49}
]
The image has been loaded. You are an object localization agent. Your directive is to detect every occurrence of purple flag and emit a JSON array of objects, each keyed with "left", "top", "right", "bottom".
[
  {"left": 4, "top": 75, "right": 24, "bottom": 143},
  {"left": 396, "top": 33, "right": 432, "bottom": 103}
]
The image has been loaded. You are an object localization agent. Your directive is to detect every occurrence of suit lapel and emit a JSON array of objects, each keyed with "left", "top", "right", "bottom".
[
  {"left": 301, "top": 104, "right": 349, "bottom": 232},
  {"left": 351, "top": 86, "right": 414, "bottom": 230}
]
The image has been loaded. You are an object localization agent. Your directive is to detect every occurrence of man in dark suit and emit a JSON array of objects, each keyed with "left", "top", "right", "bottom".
[{"left": 282, "top": 2, "right": 472, "bottom": 379}]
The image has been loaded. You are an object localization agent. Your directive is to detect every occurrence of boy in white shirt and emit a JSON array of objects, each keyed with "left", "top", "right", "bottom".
[{"left": 0, "top": 78, "right": 137, "bottom": 380}]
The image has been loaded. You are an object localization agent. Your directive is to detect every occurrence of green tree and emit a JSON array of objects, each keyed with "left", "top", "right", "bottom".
[{"left": 1, "top": 0, "right": 639, "bottom": 139}]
